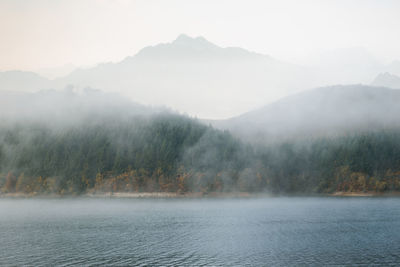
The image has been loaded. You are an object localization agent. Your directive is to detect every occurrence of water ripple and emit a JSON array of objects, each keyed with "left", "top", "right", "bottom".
[{"left": 0, "top": 198, "right": 400, "bottom": 266}]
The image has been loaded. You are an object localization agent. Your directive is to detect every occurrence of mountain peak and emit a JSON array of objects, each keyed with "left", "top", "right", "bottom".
[
  {"left": 172, "top": 34, "right": 218, "bottom": 49},
  {"left": 130, "top": 33, "right": 272, "bottom": 62},
  {"left": 174, "top": 34, "right": 194, "bottom": 42}
]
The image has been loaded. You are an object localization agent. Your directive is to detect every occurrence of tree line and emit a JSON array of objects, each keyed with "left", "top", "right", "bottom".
[{"left": 1, "top": 113, "right": 400, "bottom": 195}]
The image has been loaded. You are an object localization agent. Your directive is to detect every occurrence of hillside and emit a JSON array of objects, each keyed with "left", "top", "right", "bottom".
[
  {"left": 213, "top": 85, "right": 400, "bottom": 142},
  {"left": 2, "top": 88, "right": 400, "bottom": 195},
  {"left": 371, "top": 72, "right": 400, "bottom": 89},
  {"left": 0, "top": 71, "right": 51, "bottom": 92},
  {"left": 0, "top": 90, "right": 251, "bottom": 194}
]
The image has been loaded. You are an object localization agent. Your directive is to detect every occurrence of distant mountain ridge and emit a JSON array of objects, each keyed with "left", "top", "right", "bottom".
[
  {"left": 1, "top": 35, "right": 400, "bottom": 119},
  {"left": 133, "top": 34, "right": 268, "bottom": 61},
  {"left": 0, "top": 34, "right": 313, "bottom": 118}
]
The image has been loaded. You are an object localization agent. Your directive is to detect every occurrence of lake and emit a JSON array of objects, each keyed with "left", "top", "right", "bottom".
[{"left": 0, "top": 197, "right": 400, "bottom": 266}]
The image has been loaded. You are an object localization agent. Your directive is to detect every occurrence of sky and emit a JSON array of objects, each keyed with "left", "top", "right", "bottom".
[{"left": 1, "top": 0, "right": 400, "bottom": 74}]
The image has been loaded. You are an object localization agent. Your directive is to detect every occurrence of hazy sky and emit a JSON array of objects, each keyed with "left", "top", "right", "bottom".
[{"left": 1, "top": 0, "right": 400, "bottom": 72}]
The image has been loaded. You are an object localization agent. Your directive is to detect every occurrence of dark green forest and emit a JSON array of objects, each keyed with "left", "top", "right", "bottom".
[{"left": 1, "top": 111, "right": 400, "bottom": 195}]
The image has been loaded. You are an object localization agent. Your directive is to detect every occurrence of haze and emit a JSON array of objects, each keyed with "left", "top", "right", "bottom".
[
  {"left": 1, "top": 0, "right": 399, "bottom": 70},
  {"left": 0, "top": 0, "right": 400, "bottom": 118},
  {"left": 3, "top": 1, "right": 400, "bottom": 266}
]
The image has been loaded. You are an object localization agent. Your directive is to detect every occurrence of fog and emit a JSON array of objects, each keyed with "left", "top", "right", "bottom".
[
  {"left": 1, "top": 33, "right": 400, "bottom": 195},
  {"left": 1, "top": 1, "right": 400, "bottom": 194},
  {"left": 3, "top": 2, "right": 400, "bottom": 266},
  {"left": 213, "top": 85, "right": 400, "bottom": 143},
  {"left": 2, "top": 0, "right": 400, "bottom": 68},
  {"left": 0, "top": 87, "right": 165, "bottom": 128}
]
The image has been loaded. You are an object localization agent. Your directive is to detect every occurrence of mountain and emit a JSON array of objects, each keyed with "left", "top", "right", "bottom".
[
  {"left": 371, "top": 72, "right": 400, "bottom": 89},
  {"left": 0, "top": 71, "right": 51, "bottom": 92},
  {"left": 133, "top": 34, "right": 266, "bottom": 61},
  {"left": 1, "top": 36, "right": 396, "bottom": 119},
  {"left": 53, "top": 34, "right": 311, "bottom": 119},
  {"left": 213, "top": 85, "right": 400, "bottom": 142}
]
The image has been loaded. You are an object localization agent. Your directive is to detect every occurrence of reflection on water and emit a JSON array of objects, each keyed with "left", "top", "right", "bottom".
[{"left": 0, "top": 197, "right": 400, "bottom": 266}]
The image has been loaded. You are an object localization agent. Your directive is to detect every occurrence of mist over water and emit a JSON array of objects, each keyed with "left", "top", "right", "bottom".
[{"left": 1, "top": 198, "right": 400, "bottom": 266}]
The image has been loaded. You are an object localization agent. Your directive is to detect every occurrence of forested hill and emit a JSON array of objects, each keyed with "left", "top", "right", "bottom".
[
  {"left": 1, "top": 88, "right": 400, "bottom": 195},
  {"left": 0, "top": 113, "right": 252, "bottom": 194},
  {"left": 0, "top": 89, "right": 252, "bottom": 194},
  {"left": 214, "top": 85, "right": 400, "bottom": 143}
]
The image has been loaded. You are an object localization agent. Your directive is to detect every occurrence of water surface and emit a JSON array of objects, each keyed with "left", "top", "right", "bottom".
[{"left": 1, "top": 197, "right": 399, "bottom": 266}]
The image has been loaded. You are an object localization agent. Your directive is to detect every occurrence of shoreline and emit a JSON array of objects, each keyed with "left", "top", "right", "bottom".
[
  {"left": 330, "top": 191, "right": 400, "bottom": 197},
  {"left": 87, "top": 192, "right": 256, "bottom": 198},
  {"left": 1, "top": 191, "right": 400, "bottom": 199},
  {"left": 0, "top": 192, "right": 257, "bottom": 199}
]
